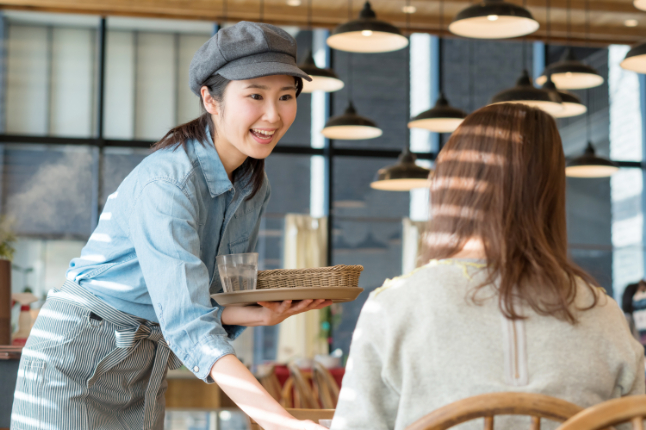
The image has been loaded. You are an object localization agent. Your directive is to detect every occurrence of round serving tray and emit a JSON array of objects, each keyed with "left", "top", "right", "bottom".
[{"left": 211, "top": 287, "right": 364, "bottom": 307}]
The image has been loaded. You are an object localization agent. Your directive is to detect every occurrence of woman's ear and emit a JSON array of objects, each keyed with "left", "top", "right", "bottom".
[{"left": 201, "top": 86, "right": 219, "bottom": 115}]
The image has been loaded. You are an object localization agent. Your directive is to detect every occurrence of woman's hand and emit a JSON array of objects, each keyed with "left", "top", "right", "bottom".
[
  {"left": 221, "top": 299, "right": 332, "bottom": 327},
  {"left": 257, "top": 299, "right": 332, "bottom": 326}
]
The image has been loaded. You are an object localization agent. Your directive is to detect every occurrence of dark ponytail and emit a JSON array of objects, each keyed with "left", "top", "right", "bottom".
[{"left": 152, "top": 74, "right": 303, "bottom": 200}]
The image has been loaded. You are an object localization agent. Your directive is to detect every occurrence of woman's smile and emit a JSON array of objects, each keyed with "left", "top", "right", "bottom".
[{"left": 250, "top": 127, "right": 278, "bottom": 144}]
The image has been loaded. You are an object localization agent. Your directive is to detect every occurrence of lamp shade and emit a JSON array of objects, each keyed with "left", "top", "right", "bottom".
[
  {"left": 327, "top": 1, "right": 409, "bottom": 53},
  {"left": 299, "top": 50, "right": 345, "bottom": 93},
  {"left": 321, "top": 101, "right": 382, "bottom": 140},
  {"left": 536, "top": 48, "right": 604, "bottom": 90},
  {"left": 565, "top": 142, "right": 619, "bottom": 178},
  {"left": 635, "top": 0, "right": 646, "bottom": 11},
  {"left": 552, "top": 89, "right": 587, "bottom": 118},
  {"left": 407, "top": 93, "right": 468, "bottom": 133},
  {"left": 490, "top": 70, "right": 563, "bottom": 115},
  {"left": 448, "top": 0, "right": 539, "bottom": 39},
  {"left": 370, "top": 148, "right": 431, "bottom": 191},
  {"left": 621, "top": 42, "right": 646, "bottom": 74}
]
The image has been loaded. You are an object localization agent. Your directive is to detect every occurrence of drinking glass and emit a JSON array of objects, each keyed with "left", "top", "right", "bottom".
[{"left": 216, "top": 253, "right": 258, "bottom": 293}]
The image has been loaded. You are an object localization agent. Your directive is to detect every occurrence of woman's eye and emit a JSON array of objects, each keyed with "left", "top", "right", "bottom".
[
  {"left": 280, "top": 94, "right": 293, "bottom": 101},
  {"left": 250, "top": 94, "right": 262, "bottom": 100}
]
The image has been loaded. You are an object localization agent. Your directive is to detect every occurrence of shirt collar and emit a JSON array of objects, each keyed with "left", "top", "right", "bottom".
[{"left": 193, "top": 127, "right": 254, "bottom": 199}]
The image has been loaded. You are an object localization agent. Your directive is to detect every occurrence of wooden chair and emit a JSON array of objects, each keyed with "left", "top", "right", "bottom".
[
  {"left": 256, "top": 365, "right": 283, "bottom": 402},
  {"left": 405, "top": 392, "right": 583, "bottom": 430},
  {"left": 313, "top": 361, "right": 340, "bottom": 409},
  {"left": 286, "top": 362, "right": 320, "bottom": 409},
  {"left": 556, "top": 395, "right": 646, "bottom": 430},
  {"left": 249, "top": 408, "right": 335, "bottom": 430}
]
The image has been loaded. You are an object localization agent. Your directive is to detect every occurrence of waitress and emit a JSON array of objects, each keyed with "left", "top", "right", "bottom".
[{"left": 11, "top": 22, "right": 331, "bottom": 430}]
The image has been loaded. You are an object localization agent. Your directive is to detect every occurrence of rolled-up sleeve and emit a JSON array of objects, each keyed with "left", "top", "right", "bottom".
[{"left": 129, "top": 179, "right": 234, "bottom": 382}]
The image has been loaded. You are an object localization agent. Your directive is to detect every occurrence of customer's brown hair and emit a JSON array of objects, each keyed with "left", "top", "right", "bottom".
[{"left": 421, "top": 103, "right": 599, "bottom": 323}]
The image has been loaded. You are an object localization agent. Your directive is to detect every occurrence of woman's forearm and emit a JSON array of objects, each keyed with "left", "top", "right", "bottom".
[
  {"left": 210, "top": 354, "right": 301, "bottom": 430},
  {"left": 221, "top": 305, "right": 266, "bottom": 327}
]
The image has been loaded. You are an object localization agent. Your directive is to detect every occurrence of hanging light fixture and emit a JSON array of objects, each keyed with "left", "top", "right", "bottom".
[
  {"left": 449, "top": 0, "right": 539, "bottom": 39},
  {"left": 635, "top": 0, "right": 646, "bottom": 11},
  {"left": 490, "top": 69, "right": 563, "bottom": 115},
  {"left": 621, "top": 43, "right": 646, "bottom": 74},
  {"left": 408, "top": 1, "right": 467, "bottom": 133},
  {"left": 408, "top": 92, "right": 467, "bottom": 132},
  {"left": 536, "top": 48, "right": 604, "bottom": 89},
  {"left": 321, "top": 101, "right": 382, "bottom": 139},
  {"left": 371, "top": 147, "right": 431, "bottom": 190},
  {"left": 566, "top": 86, "right": 617, "bottom": 178},
  {"left": 327, "top": 1, "right": 409, "bottom": 53},
  {"left": 551, "top": 89, "right": 587, "bottom": 118},
  {"left": 371, "top": 0, "right": 431, "bottom": 191},
  {"left": 536, "top": 1, "right": 603, "bottom": 89},
  {"left": 299, "top": 51, "right": 345, "bottom": 92},
  {"left": 539, "top": 0, "right": 585, "bottom": 118},
  {"left": 299, "top": 0, "right": 344, "bottom": 93},
  {"left": 566, "top": 142, "right": 619, "bottom": 177}
]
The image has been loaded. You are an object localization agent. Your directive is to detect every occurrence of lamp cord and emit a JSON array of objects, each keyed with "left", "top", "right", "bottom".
[
  {"left": 522, "top": 0, "right": 527, "bottom": 71},
  {"left": 469, "top": 40, "right": 474, "bottom": 112},
  {"left": 348, "top": 0, "right": 352, "bottom": 21},
  {"left": 586, "top": 88, "right": 591, "bottom": 143},
  {"left": 566, "top": 0, "right": 571, "bottom": 45},
  {"left": 584, "top": 0, "right": 590, "bottom": 47},
  {"left": 308, "top": 0, "right": 312, "bottom": 29},
  {"left": 438, "top": 0, "right": 444, "bottom": 92}
]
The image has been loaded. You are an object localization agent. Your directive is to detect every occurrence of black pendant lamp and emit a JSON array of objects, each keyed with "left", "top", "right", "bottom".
[
  {"left": 371, "top": 1, "right": 431, "bottom": 192},
  {"left": 621, "top": 43, "right": 646, "bottom": 74},
  {"left": 408, "top": 92, "right": 467, "bottom": 132},
  {"left": 327, "top": 1, "right": 409, "bottom": 53},
  {"left": 490, "top": 69, "right": 563, "bottom": 115},
  {"left": 321, "top": 101, "right": 382, "bottom": 139},
  {"left": 551, "top": 89, "right": 587, "bottom": 118},
  {"left": 536, "top": 48, "right": 603, "bottom": 90},
  {"left": 449, "top": 0, "right": 539, "bottom": 39},
  {"left": 408, "top": 3, "right": 467, "bottom": 133},
  {"left": 299, "top": 50, "right": 345, "bottom": 93},
  {"left": 371, "top": 147, "right": 431, "bottom": 191},
  {"left": 566, "top": 142, "right": 618, "bottom": 177}
]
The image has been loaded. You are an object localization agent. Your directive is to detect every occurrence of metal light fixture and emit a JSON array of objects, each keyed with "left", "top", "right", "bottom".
[
  {"left": 299, "top": 50, "right": 345, "bottom": 93},
  {"left": 321, "top": 101, "right": 382, "bottom": 139},
  {"left": 371, "top": 147, "right": 431, "bottom": 191},
  {"left": 327, "top": 1, "right": 409, "bottom": 53},
  {"left": 408, "top": 92, "right": 467, "bottom": 132},
  {"left": 552, "top": 89, "right": 587, "bottom": 118},
  {"left": 490, "top": 70, "right": 563, "bottom": 115},
  {"left": 635, "top": 0, "right": 646, "bottom": 11},
  {"left": 409, "top": 3, "right": 467, "bottom": 133},
  {"left": 449, "top": 0, "right": 539, "bottom": 39},
  {"left": 621, "top": 42, "right": 646, "bottom": 74},
  {"left": 566, "top": 142, "right": 618, "bottom": 177},
  {"left": 371, "top": 0, "right": 431, "bottom": 192},
  {"left": 536, "top": 48, "right": 604, "bottom": 89}
]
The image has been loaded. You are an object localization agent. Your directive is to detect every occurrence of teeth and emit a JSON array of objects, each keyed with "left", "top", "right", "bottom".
[{"left": 252, "top": 129, "right": 275, "bottom": 136}]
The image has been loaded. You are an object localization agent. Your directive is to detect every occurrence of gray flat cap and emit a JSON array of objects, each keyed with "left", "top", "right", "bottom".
[{"left": 189, "top": 21, "right": 312, "bottom": 95}]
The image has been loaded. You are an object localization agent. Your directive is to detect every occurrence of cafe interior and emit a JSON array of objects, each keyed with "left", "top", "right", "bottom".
[{"left": 1, "top": 0, "right": 646, "bottom": 429}]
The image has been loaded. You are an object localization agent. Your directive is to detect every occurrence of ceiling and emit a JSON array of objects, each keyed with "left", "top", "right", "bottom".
[{"left": 0, "top": 0, "right": 642, "bottom": 46}]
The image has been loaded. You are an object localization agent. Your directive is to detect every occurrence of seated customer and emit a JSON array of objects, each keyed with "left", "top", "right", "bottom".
[{"left": 331, "top": 103, "right": 645, "bottom": 430}]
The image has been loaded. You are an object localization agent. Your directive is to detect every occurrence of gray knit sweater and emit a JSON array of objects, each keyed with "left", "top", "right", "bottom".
[{"left": 331, "top": 259, "right": 645, "bottom": 430}]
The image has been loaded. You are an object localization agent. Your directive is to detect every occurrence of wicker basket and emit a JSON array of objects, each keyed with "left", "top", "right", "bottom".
[{"left": 257, "top": 265, "right": 363, "bottom": 290}]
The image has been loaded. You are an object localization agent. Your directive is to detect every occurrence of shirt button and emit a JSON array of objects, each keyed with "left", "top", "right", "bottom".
[
  {"left": 193, "top": 366, "right": 199, "bottom": 372},
  {"left": 167, "top": 341, "right": 171, "bottom": 347}
]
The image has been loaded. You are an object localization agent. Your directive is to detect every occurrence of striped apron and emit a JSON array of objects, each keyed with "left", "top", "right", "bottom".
[{"left": 10, "top": 280, "right": 183, "bottom": 430}]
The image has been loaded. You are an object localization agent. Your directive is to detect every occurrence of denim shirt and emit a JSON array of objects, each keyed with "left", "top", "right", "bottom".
[{"left": 66, "top": 132, "right": 270, "bottom": 382}]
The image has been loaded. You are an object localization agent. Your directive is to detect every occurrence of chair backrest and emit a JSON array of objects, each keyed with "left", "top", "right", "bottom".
[
  {"left": 405, "top": 392, "right": 584, "bottom": 430},
  {"left": 287, "top": 362, "right": 320, "bottom": 409},
  {"left": 556, "top": 395, "right": 646, "bottom": 430},
  {"left": 312, "top": 362, "right": 340, "bottom": 409},
  {"left": 257, "top": 365, "right": 282, "bottom": 402}
]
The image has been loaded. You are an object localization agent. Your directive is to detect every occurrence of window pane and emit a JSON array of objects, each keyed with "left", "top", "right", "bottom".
[
  {"left": 4, "top": 12, "right": 100, "bottom": 137},
  {"left": 2, "top": 144, "right": 94, "bottom": 237},
  {"left": 101, "top": 147, "right": 149, "bottom": 204}
]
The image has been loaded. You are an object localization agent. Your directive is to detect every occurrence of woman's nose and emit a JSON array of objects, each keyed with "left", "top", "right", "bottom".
[{"left": 262, "top": 102, "right": 280, "bottom": 123}]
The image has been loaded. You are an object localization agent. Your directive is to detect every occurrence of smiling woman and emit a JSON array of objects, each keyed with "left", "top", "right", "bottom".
[{"left": 10, "top": 21, "right": 331, "bottom": 430}]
